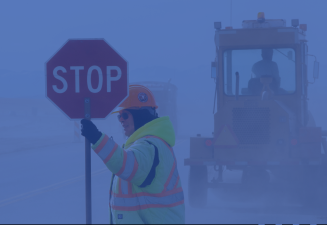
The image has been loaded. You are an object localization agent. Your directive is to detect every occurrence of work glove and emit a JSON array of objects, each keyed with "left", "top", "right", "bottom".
[{"left": 80, "top": 119, "right": 102, "bottom": 144}]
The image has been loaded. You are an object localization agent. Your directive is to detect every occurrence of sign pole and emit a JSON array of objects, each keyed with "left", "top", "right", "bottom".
[
  {"left": 46, "top": 39, "right": 128, "bottom": 223},
  {"left": 84, "top": 98, "right": 92, "bottom": 224}
]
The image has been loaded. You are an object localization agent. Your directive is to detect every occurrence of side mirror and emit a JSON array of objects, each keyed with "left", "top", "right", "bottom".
[
  {"left": 211, "top": 62, "right": 217, "bottom": 79},
  {"left": 313, "top": 61, "right": 319, "bottom": 79}
]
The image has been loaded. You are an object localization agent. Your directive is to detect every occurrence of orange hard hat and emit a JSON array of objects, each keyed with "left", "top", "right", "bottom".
[{"left": 111, "top": 84, "right": 158, "bottom": 114}]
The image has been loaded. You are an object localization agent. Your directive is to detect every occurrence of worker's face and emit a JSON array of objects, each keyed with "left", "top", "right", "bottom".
[{"left": 118, "top": 110, "right": 135, "bottom": 137}]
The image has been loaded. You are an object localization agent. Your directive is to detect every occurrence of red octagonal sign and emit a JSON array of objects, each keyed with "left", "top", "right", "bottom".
[{"left": 46, "top": 39, "right": 128, "bottom": 119}]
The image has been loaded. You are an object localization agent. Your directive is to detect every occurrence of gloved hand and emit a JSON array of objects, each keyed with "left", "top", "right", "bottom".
[{"left": 81, "top": 119, "right": 102, "bottom": 144}]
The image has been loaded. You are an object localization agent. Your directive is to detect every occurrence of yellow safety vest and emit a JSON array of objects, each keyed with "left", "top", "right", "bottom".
[{"left": 92, "top": 117, "right": 185, "bottom": 224}]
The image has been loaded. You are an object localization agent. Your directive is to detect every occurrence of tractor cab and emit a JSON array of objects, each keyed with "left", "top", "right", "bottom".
[
  {"left": 185, "top": 13, "right": 326, "bottom": 207},
  {"left": 211, "top": 13, "right": 320, "bottom": 151}
]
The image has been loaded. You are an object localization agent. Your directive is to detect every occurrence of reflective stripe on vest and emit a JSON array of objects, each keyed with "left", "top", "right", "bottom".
[
  {"left": 116, "top": 150, "right": 139, "bottom": 181},
  {"left": 95, "top": 135, "right": 139, "bottom": 182},
  {"left": 110, "top": 190, "right": 184, "bottom": 211},
  {"left": 94, "top": 135, "right": 118, "bottom": 164},
  {"left": 110, "top": 135, "right": 184, "bottom": 211}
]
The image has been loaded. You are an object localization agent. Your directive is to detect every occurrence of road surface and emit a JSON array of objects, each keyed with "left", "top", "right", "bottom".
[{"left": 1, "top": 134, "right": 326, "bottom": 224}]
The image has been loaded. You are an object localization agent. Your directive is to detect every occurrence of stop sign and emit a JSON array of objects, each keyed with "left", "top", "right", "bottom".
[{"left": 46, "top": 39, "right": 128, "bottom": 119}]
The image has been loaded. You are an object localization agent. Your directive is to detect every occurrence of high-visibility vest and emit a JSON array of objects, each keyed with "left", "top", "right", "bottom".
[{"left": 92, "top": 134, "right": 185, "bottom": 224}]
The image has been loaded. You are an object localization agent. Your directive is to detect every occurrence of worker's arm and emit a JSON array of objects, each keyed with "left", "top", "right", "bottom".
[
  {"left": 80, "top": 119, "right": 155, "bottom": 186},
  {"left": 92, "top": 134, "right": 155, "bottom": 186}
]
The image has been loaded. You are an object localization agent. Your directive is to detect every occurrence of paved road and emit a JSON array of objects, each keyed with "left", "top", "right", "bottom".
[{"left": 1, "top": 137, "right": 326, "bottom": 224}]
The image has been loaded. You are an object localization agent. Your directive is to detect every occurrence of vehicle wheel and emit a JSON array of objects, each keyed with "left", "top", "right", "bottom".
[{"left": 188, "top": 166, "right": 208, "bottom": 207}]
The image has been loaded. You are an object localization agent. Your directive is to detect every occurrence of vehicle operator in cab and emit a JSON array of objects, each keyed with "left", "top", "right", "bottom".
[
  {"left": 80, "top": 84, "right": 185, "bottom": 224},
  {"left": 252, "top": 48, "right": 281, "bottom": 87}
]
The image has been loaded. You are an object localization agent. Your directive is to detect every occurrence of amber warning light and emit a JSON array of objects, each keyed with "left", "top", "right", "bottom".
[{"left": 257, "top": 12, "right": 265, "bottom": 23}]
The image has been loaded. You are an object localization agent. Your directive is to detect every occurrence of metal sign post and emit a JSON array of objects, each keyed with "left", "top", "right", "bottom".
[
  {"left": 45, "top": 39, "right": 128, "bottom": 224},
  {"left": 84, "top": 98, "right": 92, "bottom": 224}
]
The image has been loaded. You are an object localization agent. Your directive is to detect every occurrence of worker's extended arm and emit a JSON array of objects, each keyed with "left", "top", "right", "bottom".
[
  {"left": 92, "top": 134, "right": 155, "bottom": 186},
  {"left": 80, "top": 119, "right": 154, "bottom": 186}
]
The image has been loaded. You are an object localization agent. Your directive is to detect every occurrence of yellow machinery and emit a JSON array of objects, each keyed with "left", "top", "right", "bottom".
[{"left": 184, "top": 13, "right": 327, "bottom": 207}]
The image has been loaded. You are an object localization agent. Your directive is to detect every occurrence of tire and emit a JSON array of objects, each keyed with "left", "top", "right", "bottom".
[{"left": 188, "top": 166, "right": 208, "bottom": 207}]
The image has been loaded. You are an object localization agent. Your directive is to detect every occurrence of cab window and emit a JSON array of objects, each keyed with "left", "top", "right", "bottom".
[{"left": 223, "top": 48, "right": 296, "bottom": 95}]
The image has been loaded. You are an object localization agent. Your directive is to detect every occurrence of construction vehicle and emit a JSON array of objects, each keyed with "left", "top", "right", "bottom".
[
  {"left": 184, "top": 13, "right": 327, "bottom": 207},
  {"left": 131, "top": 80, "right": 178, "bottom": 134}
]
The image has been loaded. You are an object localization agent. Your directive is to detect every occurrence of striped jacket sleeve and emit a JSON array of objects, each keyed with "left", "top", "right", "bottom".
[{"left": 92, "top": 134, "right": 155, "bottom": 186}]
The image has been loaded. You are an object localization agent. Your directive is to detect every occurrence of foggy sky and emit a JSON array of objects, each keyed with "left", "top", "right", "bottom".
[
  {"left": 1, "top": 0, "right": 327, "bottom": 135},
  {"left": 0, "top": 0, "right": 325, "bottom": 70}
]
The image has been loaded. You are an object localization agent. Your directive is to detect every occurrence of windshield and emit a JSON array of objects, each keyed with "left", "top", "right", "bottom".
[{"left": 223, "top": 48, "right": 296, "bottom": 96}]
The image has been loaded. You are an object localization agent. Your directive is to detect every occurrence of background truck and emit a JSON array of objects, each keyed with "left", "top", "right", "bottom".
[
  {"left": 131, "top": 80, "right": 178, "bottom": 134},
  {"left": 184, "top": 13, "right": 327, "bottom": 207}
]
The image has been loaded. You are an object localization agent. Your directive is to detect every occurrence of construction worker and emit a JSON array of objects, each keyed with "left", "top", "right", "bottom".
[
  {"left": 248, "top": 48, "right": 281, "bottom": 94},
  {"left": 252, "top": 48, "right": 281, "bottom": 86},
  {"left": 80, "top": 84, "right": 185, "bottom": 224}
]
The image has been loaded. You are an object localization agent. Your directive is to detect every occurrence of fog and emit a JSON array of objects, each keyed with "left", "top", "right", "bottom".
[{"left": 1, "top": 0, "right": 327, "bottom": 224}]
